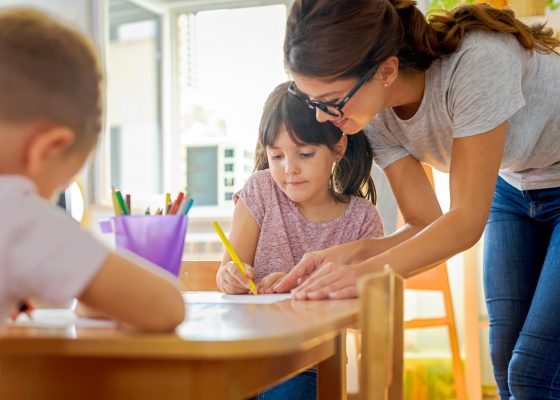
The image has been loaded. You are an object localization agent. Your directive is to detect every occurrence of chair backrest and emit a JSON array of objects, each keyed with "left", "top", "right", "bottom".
[
  {"left": 180, "top": 260, "right": 220, "bottom": 291},
  {"left": 405, "top": 263, "right": 449, "bottom": 291},
  {"left": 359, "top": 267, "right": 404, "bottom": 400}
]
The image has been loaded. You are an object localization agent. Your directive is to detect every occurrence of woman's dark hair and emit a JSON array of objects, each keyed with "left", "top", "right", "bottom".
[
  {"left": 285, "top": 0, "right": 560, "bottom": 79},
  {"left": 255, "top": 82, "right": 376, "bottom": 204}
]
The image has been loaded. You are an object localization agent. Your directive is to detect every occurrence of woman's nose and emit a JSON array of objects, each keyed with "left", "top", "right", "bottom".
[{"left": 315, "top": 107, "right": 332, "bottom": 123}]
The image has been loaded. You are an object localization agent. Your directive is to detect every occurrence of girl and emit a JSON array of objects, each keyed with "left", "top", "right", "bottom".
[
  {"left": 274, "top": 0, "right": 560, "bottom": 398},
  {"left": 216, "top": 81, "right": 383, "bottom": 399}
]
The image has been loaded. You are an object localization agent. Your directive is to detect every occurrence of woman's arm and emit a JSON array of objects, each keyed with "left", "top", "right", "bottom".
[
  {"left": 274, "top": 151, "right": 443, "bottom": 291},
  {"left": 365, "top": 122, "right": 506, "bottom": 278},
  {"left": 279, "top": 122, "right": 506, "bottom": 298},
  {"left": 351, "top": 153, "right": 445, "bottom": 261}
]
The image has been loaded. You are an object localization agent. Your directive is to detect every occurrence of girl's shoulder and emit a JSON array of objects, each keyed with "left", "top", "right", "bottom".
[
  {"left": 341, "top": 196, "right": 383, "bottom": 238},
  {"left": 241, "top": 169, "right": 276, "bottom": 194},
  {"left": 235, "top": 169, "right": 288, "bottom": 215},
  {"left": 345, "top": 196, "right": 380, "bottom": 220}
]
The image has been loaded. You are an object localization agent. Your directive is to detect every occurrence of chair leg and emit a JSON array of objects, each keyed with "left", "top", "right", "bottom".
[
  {"left": 442, "top": 284, "right": 467, "bottom": 400},
  {"left": 354, "top": 329, "right": 362, "bottom": 388},
  {"left": 388, "top": 276, "right": 404, "bottom": 400}
]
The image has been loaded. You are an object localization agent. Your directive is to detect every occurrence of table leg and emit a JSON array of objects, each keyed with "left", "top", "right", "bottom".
[{"left": 318, "top": 330, "right": 347, "bottom": 400}]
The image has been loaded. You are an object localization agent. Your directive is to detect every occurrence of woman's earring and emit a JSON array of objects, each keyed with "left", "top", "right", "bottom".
[{"left": 384, "top": 81, "right": 390, "bottom": 87}]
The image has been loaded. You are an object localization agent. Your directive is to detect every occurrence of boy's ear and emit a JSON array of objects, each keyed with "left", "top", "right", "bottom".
[
  {"left": 25, "top": 125, "right": 75, "bottom": 176},
  {"left": 334, "top": 133, "right": 348, "bottom": 159}
]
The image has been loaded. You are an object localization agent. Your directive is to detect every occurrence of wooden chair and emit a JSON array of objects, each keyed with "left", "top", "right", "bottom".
[
  {"left": 400, "top": 165, "right": 467, "bottom": 400},
  {"left": 179, "top": 260, "right": 220, "bottom": 291},
  {"left": 404, "top": 265, "right": 467, "bottom": 400},
  {"left": 359, "top": 267, "right": 404, "bottom": 400},
  {"left": 348, "top": 165, "right": 468, "bottom": 399}
]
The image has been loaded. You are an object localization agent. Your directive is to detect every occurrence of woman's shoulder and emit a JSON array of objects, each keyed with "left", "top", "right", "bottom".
[{"left": 446, "top": 30, "right": 525, "bottom": 63}]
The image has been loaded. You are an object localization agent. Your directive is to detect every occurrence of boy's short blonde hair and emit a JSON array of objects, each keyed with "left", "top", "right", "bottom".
[{"left": 0, "top": 8, "right": 103, "bottom": 150}]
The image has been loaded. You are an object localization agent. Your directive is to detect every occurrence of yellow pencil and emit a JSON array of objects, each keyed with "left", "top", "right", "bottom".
[
  {"left": 212, "top": 221, "right": 257, "bottom": 295},
  {"left": 165, "top": 193, "right": 171, "bottom": 215},
  {"left": 111, "top": 187, "right": 122, "bottom": 216}
]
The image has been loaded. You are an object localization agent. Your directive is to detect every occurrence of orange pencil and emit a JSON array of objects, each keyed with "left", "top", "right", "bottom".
[{"left": 169, "top": 192, "right": 184, "bottom": 215}]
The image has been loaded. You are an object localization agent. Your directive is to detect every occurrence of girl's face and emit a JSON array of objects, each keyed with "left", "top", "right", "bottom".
[
  {"left": 291, "top": 70, "right": 387, "bottom": 135},
  {"left": 266, "top": 128, "right": 345, "bottom": 207}
]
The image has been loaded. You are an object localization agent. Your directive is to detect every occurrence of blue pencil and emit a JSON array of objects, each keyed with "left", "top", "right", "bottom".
[{"left": 183, "top": 198, "right": 194, "bottom": 215}]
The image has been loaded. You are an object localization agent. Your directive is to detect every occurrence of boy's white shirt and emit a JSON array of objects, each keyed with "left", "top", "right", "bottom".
[{"left": 0, "top": 175, "right": 109, "bottom": 324}]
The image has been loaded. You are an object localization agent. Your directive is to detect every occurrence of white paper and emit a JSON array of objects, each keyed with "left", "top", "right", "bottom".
[
  {"left": 182, "top": 291, "right": 292, "bottom": 304},
  {"left": 6, "top": 308, "right": 116, "bottom": 328}
]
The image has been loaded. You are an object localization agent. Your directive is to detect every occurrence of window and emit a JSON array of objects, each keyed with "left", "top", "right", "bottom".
[
  {"left": 105, "top": 0, "right": 162, "bottom": 197},
  {"left": 109, "top": 126, "right": 122, "bottom": 189},
  {"left": 102, "top": 1, "right": 288, "bottom": 260},
  {"left": 186, "top": 146, "right": 218, "bottom": 206}
]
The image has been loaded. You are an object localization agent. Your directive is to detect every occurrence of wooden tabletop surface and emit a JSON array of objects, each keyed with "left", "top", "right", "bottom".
[{"left": 0, "top": 298, "right": 359, "bottom": 359}]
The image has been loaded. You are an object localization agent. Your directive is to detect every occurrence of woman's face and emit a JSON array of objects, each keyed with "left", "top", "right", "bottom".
[{"left": 291, "top": 70, "right": 387, "bottom": 135}]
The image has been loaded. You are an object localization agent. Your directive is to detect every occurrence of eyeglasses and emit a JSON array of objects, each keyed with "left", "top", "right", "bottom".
[{"left": 288, "top": 64, "right": 379, "bottom": 118}]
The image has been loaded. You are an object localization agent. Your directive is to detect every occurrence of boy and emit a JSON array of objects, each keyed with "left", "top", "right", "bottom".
[{"left": 0, "top": 8, "right": 184, "bottom": 331}]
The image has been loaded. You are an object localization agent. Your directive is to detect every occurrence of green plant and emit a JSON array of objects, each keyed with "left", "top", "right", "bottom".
[
  {"left": 548, "top": 0, "right": 560, "bottom": 11},
  {"left": 427, "top": 0, "right": 474, "bottom": 13}
]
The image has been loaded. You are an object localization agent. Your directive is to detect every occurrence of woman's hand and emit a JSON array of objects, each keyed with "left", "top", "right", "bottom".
[
  {"left": 217, "top": 261, "right": 256, "bottom": 294},
  {"left": 273, "top": 241, "right": 364, "bottom": 294},
  {"left": 290, "top": 262, "right": 363, "bottom": 300},
  {"left": 257, "top": 272, "right": 287, "bottom": 294}
]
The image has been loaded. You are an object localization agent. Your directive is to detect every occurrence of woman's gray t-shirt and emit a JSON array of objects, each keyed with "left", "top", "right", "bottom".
[{"left": 367, "top": 30, "right": 560, "bottom": 190}]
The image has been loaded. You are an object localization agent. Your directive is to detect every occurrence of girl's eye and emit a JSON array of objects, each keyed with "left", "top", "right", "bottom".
[
  {"left": 269, "top": 154, "right": 283, "bottom": 160},
  {"left": 300, "top": 152, "right": 315, "bottom": 159}
]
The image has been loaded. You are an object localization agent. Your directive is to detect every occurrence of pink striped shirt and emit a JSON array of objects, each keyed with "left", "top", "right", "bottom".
[{"left": 235, "top": 170, "right": 384, "bottom": 282}]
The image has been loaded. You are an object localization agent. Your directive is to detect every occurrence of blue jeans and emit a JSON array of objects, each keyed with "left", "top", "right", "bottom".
[
  {"left": 255, "top": 369, "right": 316, "bottom": 400},
  {"left": 484, "top": 176, "right": 560, "bottom": 400}
]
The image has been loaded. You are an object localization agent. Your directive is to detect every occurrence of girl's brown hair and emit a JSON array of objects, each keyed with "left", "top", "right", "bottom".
[
  {"left": 256, "top": 82, "right": 376, "bottom": 204},
  {"left": 285, "top": 0, "right": 560, "bottom": 78},
  {"left": 0, "top": 8, "right": 103, "bottom": 150}
]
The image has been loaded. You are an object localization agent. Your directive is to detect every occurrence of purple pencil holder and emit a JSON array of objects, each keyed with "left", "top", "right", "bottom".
[{"left": 99, "top": 215, "right": 188, "bottom": 277}]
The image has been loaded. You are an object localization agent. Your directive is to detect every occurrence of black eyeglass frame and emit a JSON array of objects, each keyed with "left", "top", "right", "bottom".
[{"left": 288, "top": 63, "right": 379, "bottom": 118}]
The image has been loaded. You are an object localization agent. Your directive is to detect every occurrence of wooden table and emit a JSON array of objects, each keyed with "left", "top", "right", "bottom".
[{"left": 0, "top": 298, "right": 358, "bottom": 400}]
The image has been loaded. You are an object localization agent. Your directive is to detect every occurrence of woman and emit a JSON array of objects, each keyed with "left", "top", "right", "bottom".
[{"left": 273, "top": 1, "right": 560, "bottom": 398}]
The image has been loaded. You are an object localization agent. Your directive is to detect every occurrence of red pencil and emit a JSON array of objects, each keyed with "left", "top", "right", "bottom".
[{"left": 168, "top": 192, "right": 184, "bottom": 215}]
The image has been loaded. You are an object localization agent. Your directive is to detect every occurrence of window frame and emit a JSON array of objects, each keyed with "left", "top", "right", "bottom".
[
  {"left": 166, "top": 0, "right": 290, "bottom": 198},
  {"left": 94, "top": 0, "right": 290, "bottom": 210}
]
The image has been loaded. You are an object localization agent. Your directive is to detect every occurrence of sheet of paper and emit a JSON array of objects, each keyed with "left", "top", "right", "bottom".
[
  {"left": 182, "top": 291, "right": 292, "bottom": 304},
  {"left": 6, "top": 308, "right": 116, "bottom": 329}
]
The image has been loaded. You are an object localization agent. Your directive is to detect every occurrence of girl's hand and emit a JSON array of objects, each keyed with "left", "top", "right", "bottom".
[
  {"left": 257, "top": 272, "right": 287, "bottom": 294},
  {"left": 290, "top": 262, "right": 363, "bottom": 300},
  {"left": 217, "top": 261, "right": 255, "bottom": 294},
  {"left": 9, "top": 298, "right": 34, "bottom": 320}
]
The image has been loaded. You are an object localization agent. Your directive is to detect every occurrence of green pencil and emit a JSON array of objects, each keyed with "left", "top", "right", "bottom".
[{"left": 115, "top": 190, "right": 129, "bottom": 215}]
